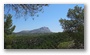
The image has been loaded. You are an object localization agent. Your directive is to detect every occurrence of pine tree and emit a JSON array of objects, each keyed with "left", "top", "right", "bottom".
[
  {"left": 59, "top": 5, "right": 84, "bottom": 33},
  {"left": 59, "top": 5, "right": 84, "bottom": 48},
  {"left": 4, "top": 14, "right": 16, "bottom": 36}
]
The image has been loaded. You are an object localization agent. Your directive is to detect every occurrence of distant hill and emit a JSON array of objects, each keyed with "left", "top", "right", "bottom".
[{"left": 15, "top": 27, "right": 52, "bottom": 34}]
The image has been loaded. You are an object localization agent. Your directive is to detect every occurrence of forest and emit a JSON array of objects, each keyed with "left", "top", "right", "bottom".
[{"left": 4, "top": 4, "right": 84, "bottom": 49}]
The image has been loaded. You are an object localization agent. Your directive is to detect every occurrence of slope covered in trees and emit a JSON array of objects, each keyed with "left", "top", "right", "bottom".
[{"left": 4, "top": 33, "right": 75, "bottom": 49}]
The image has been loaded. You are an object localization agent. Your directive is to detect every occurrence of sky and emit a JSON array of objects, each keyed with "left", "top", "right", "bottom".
[{"left": 5, "top": 4, "right": 84, "bottom": 32}]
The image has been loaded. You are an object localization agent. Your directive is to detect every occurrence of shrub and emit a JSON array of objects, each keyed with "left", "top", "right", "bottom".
[{"left": 57, "top": 40, "right": 75, "bottom": 49}]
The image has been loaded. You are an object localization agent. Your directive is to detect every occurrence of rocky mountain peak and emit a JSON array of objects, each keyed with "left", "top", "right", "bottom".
[{"left": 17, "top": 27, "right": 51, "bottom": 34}]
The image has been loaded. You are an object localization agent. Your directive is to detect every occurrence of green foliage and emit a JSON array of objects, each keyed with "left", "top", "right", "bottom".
[
  {"left": 59, "top": 5, "right": 84, "bottom": 32},
  {"left": 59, "top": 5, "right": 84, "bottom": 48},
  {"left": 57, "top": 40, "right": 75, "bottom": 49},
  {"left": 70, "top": 32, "right": 84, "bottom": 48},
  {"left": 4, "top": 35, "right": 15, "bottom": 48},
  {"left": 4, "top": 14, "right": 16, "bottom": 36},
  {"left": 6, "top": 45, "right": 12, "bottom": 49},
  {"left": 4, "top": 33, "right": 74, "bottom": 49},
  {"left": 4, "top": 32, "right": 84, "bottom": 49}
]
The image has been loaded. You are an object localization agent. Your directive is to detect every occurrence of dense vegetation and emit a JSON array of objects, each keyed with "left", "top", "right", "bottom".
[
  {"left": 4, "top": 32, "right": 83, "bottom": 49},
  {"left": 59, "top": 5, "right": 84, "bottom": 48}
]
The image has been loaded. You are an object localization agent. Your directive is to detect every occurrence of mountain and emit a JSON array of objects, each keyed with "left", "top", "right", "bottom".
[
  {"left": 29, "top": 27, "right": 51, "bottom": 33},
  {"left": 16, "top": 27, "right": 51, "bottom": 34}
]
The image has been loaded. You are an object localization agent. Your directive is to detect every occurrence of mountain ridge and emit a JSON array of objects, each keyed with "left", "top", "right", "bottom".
[{"left": 16, "top": 27, "right": 52, "bottom": 34}]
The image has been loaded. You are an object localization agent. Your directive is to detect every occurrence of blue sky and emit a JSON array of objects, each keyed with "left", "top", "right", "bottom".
[{"left": 5, "top": 4, "right": 84, "bottom": 32}]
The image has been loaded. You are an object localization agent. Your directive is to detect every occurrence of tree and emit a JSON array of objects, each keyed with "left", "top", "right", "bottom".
[
  {"left": 59, "top": 5, "right": 84, "bottom": 48},
  {"left": 59, "top": 5, "right": 84, "bottom": 33},
  {"left": 4, "top": 4, "right": 48, "bottom": 19},
  {"left": 4, "top": 14, "right": 16, "bottom": 36}
]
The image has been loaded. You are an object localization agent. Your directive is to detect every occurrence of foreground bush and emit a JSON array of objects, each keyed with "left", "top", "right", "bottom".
[{"left": 57, "top": 40, "right": 75, "bottom": 49}]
